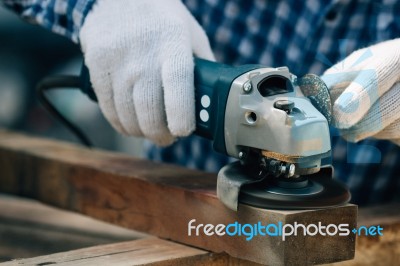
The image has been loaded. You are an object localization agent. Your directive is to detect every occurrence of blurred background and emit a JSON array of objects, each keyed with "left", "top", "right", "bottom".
[
  {"left": 0, "top": 7, "right": 146, "bottom": 262},
  {"left": 0, "top": 6, "right": 144, "bottom": 157}
]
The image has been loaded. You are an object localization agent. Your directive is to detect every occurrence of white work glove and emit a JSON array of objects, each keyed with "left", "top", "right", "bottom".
[
  {"left": 321, "top": 38, "right": 400, "bottom": 145},
  {"left": 79, "top": 0, "right": 214, "bottom": 146}
]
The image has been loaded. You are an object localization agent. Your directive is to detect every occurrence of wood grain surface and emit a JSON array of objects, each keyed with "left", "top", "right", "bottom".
[{"left": 0, "top": 131, "right": 357, "bottom": 265}]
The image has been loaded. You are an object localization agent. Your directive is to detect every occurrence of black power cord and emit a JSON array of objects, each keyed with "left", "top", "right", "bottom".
[{"left": 36, "top": 75, "right": 94, "bottom": 147}]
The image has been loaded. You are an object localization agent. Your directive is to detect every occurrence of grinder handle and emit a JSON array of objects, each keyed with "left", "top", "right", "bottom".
[{"left": 79, "top": 58, "right": 260, "bottom": 155}]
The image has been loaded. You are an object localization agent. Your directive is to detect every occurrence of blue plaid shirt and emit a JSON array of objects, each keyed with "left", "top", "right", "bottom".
[
  {"left": 2, "top": 0, "right": 95, "bottom": 42},
  {"left": 3, "top": 0, "right": 400, "bottom": 206}
]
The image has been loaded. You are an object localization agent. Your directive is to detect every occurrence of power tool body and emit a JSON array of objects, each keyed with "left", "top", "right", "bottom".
[{"left": 43, "top": 58, "right": 351, "bottom": 211}]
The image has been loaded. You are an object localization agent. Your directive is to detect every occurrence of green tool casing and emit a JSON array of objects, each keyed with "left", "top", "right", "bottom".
[{"left": 193, "top": 58, "right": 261, "bottom": 154}]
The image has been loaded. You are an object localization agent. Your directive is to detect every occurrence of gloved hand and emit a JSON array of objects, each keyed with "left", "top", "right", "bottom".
[
  {"left": 321, "top": 38, "right": 400, "bottom": 144},
  {"left": 79, "top": 0, "right": 214, "bottom": 146}
]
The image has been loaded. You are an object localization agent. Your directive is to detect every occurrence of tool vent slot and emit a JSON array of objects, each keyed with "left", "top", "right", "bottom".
[{"left": 257, "top": 76, "right": 293, "bottom": 97}]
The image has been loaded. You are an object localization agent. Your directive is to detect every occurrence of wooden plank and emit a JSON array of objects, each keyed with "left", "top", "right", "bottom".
[
  {"left": 2, "top": 197, "right": 399, "bottom": 266},
  {"left": 0, "top": 130, "right": 357, "bottom": 265},
  {"left": 0, "top": 195, "right": 257, "bottom": 265},
  {"left": 0, "top": 194, "right": 144, "bottom": 262},
  {"left": 0, "top": 237, "right": 239, "bottom": 266}
]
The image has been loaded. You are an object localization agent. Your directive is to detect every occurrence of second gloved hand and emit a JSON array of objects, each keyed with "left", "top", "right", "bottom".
[
  {"left": 321, "top": 38, "right": 400, "bottom": 144},
  {"left": 79, "top": 0, "right": 214, "bottom": 146}
]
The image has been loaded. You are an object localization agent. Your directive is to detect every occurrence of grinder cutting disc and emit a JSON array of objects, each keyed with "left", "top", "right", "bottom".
[{"left": 238, "top": 167, "right": 351, "bottom": 210}]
